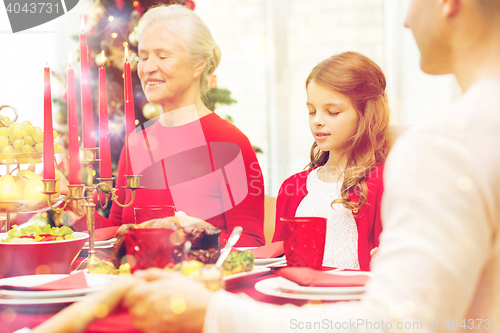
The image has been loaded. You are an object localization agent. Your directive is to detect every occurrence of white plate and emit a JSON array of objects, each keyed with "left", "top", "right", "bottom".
[
  {"left": 223, "top": 266, "right": 271, "bottom": 282},
  {"left": 234, "top": 247, "right": 285, "bottom": 266},
  {"left": 82, "top": 243, "right": 115, "bottom": 250},
  {"left": 84, "top": 238, "right": 117, "bottom": 248},
  {"left": 273, "top": 270, "right": 371, "bottom": 295},
  {"left": 0, "top": 272, "right": 121, "bottom": 299},
  {"left": 0, "top": 295, "right": 90, "bottom": 314},
  {"left": 255, "top": 277, "right": 366, "bottom": 301}
]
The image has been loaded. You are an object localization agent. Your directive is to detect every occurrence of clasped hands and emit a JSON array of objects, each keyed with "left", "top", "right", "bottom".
[{"left": 31, "top": 269, "right": 213, "bottom": 333}]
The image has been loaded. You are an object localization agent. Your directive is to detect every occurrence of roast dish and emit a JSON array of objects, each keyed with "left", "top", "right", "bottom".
[{"left": 111, "top": 215, "right": 221, "bottom": 268}]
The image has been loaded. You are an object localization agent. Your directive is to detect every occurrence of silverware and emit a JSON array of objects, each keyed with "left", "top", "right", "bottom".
[{"left": 215, "top": 226, "right": 243, "bottom": 268}]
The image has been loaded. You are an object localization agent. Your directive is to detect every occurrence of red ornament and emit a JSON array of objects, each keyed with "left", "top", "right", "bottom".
[{"left": 185, "top": 0, "right": 195, "bottom": 10}]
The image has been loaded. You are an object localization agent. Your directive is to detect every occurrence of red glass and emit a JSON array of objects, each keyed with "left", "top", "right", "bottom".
[
  {"left": 124, "top": 228, "right": 183, "bottom": 272},
  {"left": 281, "top": 217, "right": 327, "bottom": 270},
  {"left": 133, "top": 205, "right": 176, "bottom": 225}
]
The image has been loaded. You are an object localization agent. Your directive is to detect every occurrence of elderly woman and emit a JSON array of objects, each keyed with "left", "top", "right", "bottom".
[{"left": 73, "top": 5, "right": 265, "bottom": 247}]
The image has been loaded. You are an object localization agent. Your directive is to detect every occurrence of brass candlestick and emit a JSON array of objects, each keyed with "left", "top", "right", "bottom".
[{"left": 43, "top": 147, "right": 143, "bottom": 271}]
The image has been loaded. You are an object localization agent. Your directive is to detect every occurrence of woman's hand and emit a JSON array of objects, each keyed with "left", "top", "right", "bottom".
[
  {"left": 123, "top": 268, "right": 213, "bottom": 333},
  {"left": 31, "top": 276, "right": 140, "bottom": 333}
]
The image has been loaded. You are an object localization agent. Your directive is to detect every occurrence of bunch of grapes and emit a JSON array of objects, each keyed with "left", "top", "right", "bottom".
[{"left": 0, "top": 116, "right": 62, "bottom": 164}]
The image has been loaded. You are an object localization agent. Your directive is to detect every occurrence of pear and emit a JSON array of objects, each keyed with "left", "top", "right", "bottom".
[
  {"left": 0, "top": 175, "right": 20, "bottom": 201},
  {"left": 12, "top": 175, "right": 26, "bottom": 196},
  {"left": 23, "top": 178, "right": 46, "bottom": 201},
  {"left": 17, "top": 169, "right": 40, "bottom": 182}
]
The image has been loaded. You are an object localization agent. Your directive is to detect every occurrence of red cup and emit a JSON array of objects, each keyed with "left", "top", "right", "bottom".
[
  {"left": 123, "top": 228, "right": 184, "bottom": 272},
  {"left": 281, "top": 217, "right": 327, "bottom": 270},
  {"left": 133, "top": 205, "right": 176, "bottom": 224}
]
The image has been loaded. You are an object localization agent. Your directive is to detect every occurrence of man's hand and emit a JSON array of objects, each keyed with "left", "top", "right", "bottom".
[{"left": 123, "top": 268, "right": 213, "bottom": 333}]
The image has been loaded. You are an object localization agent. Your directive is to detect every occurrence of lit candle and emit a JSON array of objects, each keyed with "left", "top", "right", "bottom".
[
  {"left": 123, "top": 46, "right": 135, "bottom": 175},
  {"left": 43, "top": 63, "right": 55, "bottom": 180},
  {"left": 80, "top": 16, "right": 95, "bottom": 149},
  {"left": 99, "top": 51, "right": 112, "bottom": 179},
  {"left": 67, "top": 53, "right": 82, "bottom": 184}
]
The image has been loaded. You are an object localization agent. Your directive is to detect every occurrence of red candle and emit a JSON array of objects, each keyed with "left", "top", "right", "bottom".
[
  {"left": 80, "top": 16, "right": 95, "bottom": 149},
  {"left": 123, "top": 46, "right": 135, "bottom": 175},
  {"left": 43, "top": 64, "right": 55, "bottom": 180},
  {"left": 67, "top": 54, "right": 82, "bottom": 184},
  {"left": 99, "top": 52, "right": 112, "bottom": 179}
]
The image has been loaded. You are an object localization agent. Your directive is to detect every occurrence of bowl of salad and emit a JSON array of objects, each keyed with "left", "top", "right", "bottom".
[{"left": 0, "top": 224, "right": 89, "bottom": 278}]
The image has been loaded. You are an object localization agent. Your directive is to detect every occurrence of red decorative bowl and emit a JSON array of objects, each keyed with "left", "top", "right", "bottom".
[{"left": 0, "top": 232, "right": 89, "bottom": 278}]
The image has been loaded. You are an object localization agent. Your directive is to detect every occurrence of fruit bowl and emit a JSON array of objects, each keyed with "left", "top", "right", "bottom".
[
  {"left": 0, "top": 232, "right": 89, "bottom": 278},
  {"left": 0, "top": 195, "right": 66, "bottom": 213},
  {"left": 0, "top": 152, "right": 42, "bottom": 165}
]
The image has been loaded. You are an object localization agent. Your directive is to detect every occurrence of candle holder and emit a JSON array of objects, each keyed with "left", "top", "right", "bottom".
[{"left": 43, "top": 148, "right": 143, "bottom": 271}]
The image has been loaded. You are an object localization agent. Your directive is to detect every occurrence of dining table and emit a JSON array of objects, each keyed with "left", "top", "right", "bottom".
[{"left": 1, "top": 252, "right": 366, "bottom": 333}]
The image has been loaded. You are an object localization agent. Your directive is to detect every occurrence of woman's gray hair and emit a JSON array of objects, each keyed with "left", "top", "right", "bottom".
[{"left": 136, "top": 4, "right": 221, "bottom": 96}]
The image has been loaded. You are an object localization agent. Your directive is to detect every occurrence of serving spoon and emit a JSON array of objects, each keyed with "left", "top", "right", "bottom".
[{"left": 215, "top": 226, "right": 243, "bottom": 268}]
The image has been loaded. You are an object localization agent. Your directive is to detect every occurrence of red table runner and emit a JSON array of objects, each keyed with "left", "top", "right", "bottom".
[{"left": 1, "top": 258, "right": 355, "bottom": 333}]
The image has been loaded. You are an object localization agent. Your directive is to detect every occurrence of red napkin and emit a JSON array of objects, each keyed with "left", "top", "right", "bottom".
[
  {"left": 248, "top": 241, "right": 284, "bottom": 259},
  {"left": 94, "top": 226, "right": 119, "bottom": 241},
  {"left": 276, "top": 267, "right": 369, "bottom": 287},
  {"left": 0, "top": 271, "right": 89, "bottom": 291}
]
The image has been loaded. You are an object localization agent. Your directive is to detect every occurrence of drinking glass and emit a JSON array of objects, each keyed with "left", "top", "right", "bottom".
[
  {"left": 124, "top": 228, "right": 184, "bottom": 272},
  {"left": 134, "top": 205, "right": 175, "bottom": 224},
  {"left": 281, "top": 217, "right": 327, "bottom": 270}
]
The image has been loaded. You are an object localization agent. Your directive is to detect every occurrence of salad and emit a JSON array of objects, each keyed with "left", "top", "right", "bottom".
[{"left": 1, "top": 223, "right": 75, "bottom": 243}]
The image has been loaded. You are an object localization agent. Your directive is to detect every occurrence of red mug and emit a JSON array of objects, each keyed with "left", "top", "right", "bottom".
[{"left": 281, "top": 217, "right": 327, "bottom": 270}]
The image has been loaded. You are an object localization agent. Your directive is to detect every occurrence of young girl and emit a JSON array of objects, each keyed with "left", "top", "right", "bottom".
[{"left": 272, "top": 52, "right": 390, "bottom": 270}]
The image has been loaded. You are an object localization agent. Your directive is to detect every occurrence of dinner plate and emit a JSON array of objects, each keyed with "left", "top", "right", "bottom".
[
  {"left": 0, "top": 295, "right": 91, "bottom": 314},
  {"left": 255, "top": 277, "right": 366, "bottom": 301},
  {"left": 84, "top": 238, "right": 117, "bottom": 248},
  {"left": 223, "top": 266, "right": 271, "bottom": 282},
  {"left": 273, "top": 271, "right": 371, "bottom": 295},
  {"left": 0, "top": 273, "right": 121, "bottom": 299},
  {"left": 234, "top": 247, "right": 286, "bottom": 266}
]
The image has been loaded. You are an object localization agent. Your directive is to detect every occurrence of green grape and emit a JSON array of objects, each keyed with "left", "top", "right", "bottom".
[
  {"left": 0, "top": 127, "right": 9, "bottom": 136},
  {"left": 9, "top": 136, "right": 16, "bottom": 144},
  {"left": 35, "top": 142, "right": 43, "bottom": 152},
  {"left": 21, "top": 144, "right": 33, "bottom": 153},
  {"left": 55, "top": 144, "right": 63, "bottom": 154},
  {"left": 33, "top": 157, "right": 42, "bottom": 163},
  {"left": 13, "top": 147, "right": 22, "bottom": 153},
  {"left": 24, "top": 125, "right": 36, "bottom": 135},
  {"left": 34, "top": 127, "right": 42, "bottom": 133},
  {"left": 12, "top": 128, "right": 24, "bottom": 139},
  {"left": 24, "top": 135, "right": 34, "bottom": 146},
  {"left": 0, "top": 136, "right": 8, "bottom": 147},
  {"left": 2, "top": 145, "right": 13, "bottom": 154},
  {"left": 3, "top": 117, "right": 12, "bottom": 126},
  {"left": 21, "top": 120, "right": 32, "bottom": 127},
  {"left": 53, "top": 130, "right": 58, "bottom": 140},
  {"left": 10, "top": 122, "right": 20, "bottom": 130},
  {"left": 13, "top": 139, "right": 24, "bottom": 149},
  {"left": 33, "top": 131, "right": 44, "bottom": 143}
]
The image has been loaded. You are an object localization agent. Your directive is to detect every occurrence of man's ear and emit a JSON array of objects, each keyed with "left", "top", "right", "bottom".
[
  {"left": 441, "top": 0, "right": 460, "bottom": 18},
  {"left": 194, "top": 60, "right": 207, "bottom": 79}
]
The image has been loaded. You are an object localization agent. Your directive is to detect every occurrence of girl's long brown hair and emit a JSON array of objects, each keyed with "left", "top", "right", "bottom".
[{"left": 306, "top": 52, "right": 390, "bottom": 212}]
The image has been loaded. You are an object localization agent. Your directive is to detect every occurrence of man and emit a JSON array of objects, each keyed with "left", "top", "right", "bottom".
[{"left": 29, "top": 0, "right": 500, "bottom": 332}]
